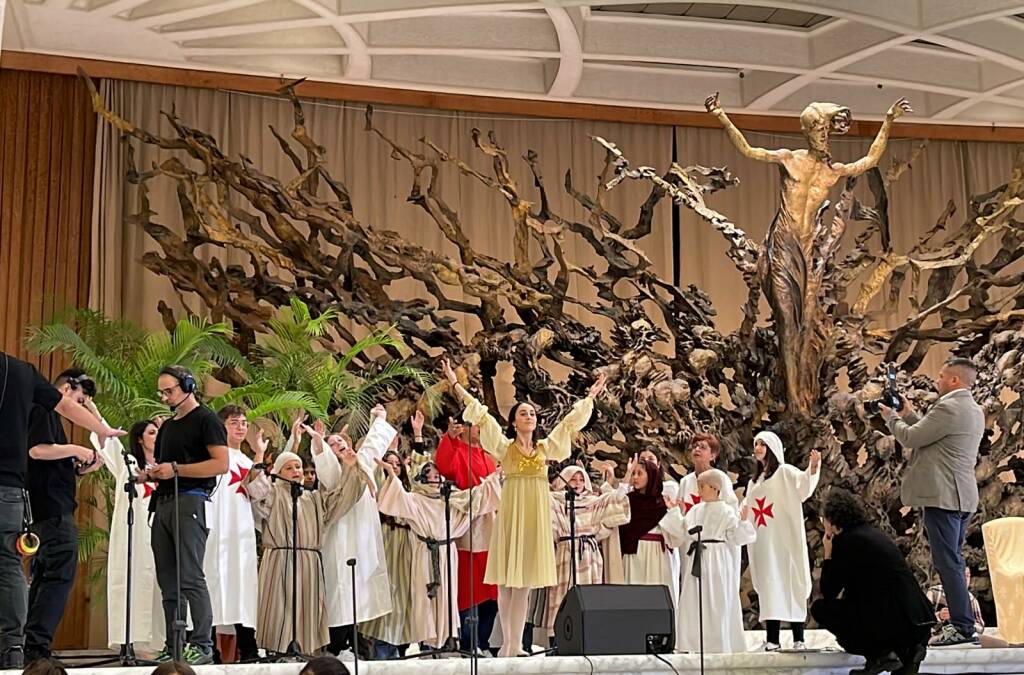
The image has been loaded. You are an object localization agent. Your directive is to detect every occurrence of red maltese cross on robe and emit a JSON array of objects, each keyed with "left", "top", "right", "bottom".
[
  {"left": 683, "top": 494, "right": 701, "bottom": 514},
  {"left": 142, "top": 482, "right": 157, "bottom": 499},
  {"left": 229, "top": 465, "right": 250, "bottom": 496},
  {"left": 752, "top": 496, "right": 775, "bottom": 528}
]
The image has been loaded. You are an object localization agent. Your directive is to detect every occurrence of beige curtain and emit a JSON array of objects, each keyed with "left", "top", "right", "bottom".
[{"left": 91, "top": 79, "right": 1021, "bottom": 395}]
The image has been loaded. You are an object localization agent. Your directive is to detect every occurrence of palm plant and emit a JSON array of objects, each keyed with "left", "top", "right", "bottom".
[
  {"left": 25, "top": 309, "right": 322, "bottom": 572},
  {"left": 255, "top": 297, "right": 439, "bottom": 436}
]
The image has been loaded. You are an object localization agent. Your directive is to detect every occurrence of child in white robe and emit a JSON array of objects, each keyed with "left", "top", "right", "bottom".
[
  {"left": 204, "top": 405, "right": 260, "bottom": 661},
  {"left": 743, "top": 430, "right": 821, "bottom": 651},
  {"left": 662, "top": 469, "right": 755, "bottom": 654},
  {"left": 617, "top": 457, "right": 675, "bottom": 593}
]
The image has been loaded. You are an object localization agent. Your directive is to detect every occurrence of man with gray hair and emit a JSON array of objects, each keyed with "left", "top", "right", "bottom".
[{"left": 881, "top": 357, "right": 985, "bottom": 649}]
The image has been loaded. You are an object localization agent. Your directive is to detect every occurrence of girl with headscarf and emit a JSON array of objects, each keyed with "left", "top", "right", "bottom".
[
  {"left": 244, "top": 442, "right": 368, "bottom": 654},
  {"left": 542, "top": 464, "right": 630, "bottom": 635},
  {"left": 661, "top": 469, "right": 755, "bottom": 653},
  {"left": 374, "top": 457, "right": 502, "bottom": 650},
  {"left": 617, "top": 456, "right": 676, "bottom": 591},
  {"left": 743, "top": 430, "right": 822, "bottom": 651},
  {"left": 441, "top": 358, "right": 606, "bottom": 657}
]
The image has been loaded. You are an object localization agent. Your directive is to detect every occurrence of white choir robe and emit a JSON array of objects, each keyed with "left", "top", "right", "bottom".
[
  {"left": 377, "top": 474, "right": 502, "bottom": 647},
  {"left": 204, "top": 447, "right": 259, "bottom": 629},
  {"left": 743, "top": 448, "right": 820, "bottom": 622},
  {"left": 91, "top": 429, "right": 163, "bottom": 651},
  {"left": 612, "top": 478, "right": 681, "bottom": 605},
  {"left": 314, "top": 417, "right": 394, "bottom": 628},
  {"left": 661, "top": 501, "right": 755, "bottom": 654}
]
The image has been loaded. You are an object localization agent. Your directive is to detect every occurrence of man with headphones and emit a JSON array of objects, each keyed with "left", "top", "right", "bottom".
[
  {"left": 24, "top": 369, "right": 106, "bottom": 666},
  {"left": 0, "top": 352, "right": 124, "bottom": 669},
  {"left": 137, "top": 366, "right": 229, "bottom": 665}
]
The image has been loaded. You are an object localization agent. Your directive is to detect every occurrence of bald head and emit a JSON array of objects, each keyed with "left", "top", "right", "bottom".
[{"left": 937, "top": 357, "right": 978, "bottom": 395}]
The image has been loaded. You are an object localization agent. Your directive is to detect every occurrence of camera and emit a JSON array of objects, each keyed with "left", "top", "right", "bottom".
[{"left": 864, "top": 363, "right": 904, "bottom": 416}]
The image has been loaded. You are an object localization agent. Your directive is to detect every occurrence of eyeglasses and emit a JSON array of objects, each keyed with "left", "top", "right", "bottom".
[{"left": 157, "top": 385, "right": 181, "bottom": 398}]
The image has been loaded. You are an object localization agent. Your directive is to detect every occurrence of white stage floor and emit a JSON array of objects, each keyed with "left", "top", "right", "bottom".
[{"left": 10, "top": 646, "right": 1023, "bottom": 675}]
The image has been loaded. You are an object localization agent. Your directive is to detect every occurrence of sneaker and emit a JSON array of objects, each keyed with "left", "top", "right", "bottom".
[
  {"left": 153, "top": 647, "right": 173, "bottom": 663},
  {"left": 851, "top": 651, "right": 903, "bottom": 675},
  {"left": 751, "top": 641, "right": 781, "bottom": 652},
  {"left": 792, "top": 641, "right": 808, "bottom": 650},
  {"left": 182, "top": 644, "right": 214, "bottom": 665},
  {"left": 0, "top": 647, "right": 25, "bottom": 669},
  {"left": 928, "top": 624, "right": 980, "bottom": 648},
  {"left": 23, "top": 647, "right": 52, "bottom": 666}
]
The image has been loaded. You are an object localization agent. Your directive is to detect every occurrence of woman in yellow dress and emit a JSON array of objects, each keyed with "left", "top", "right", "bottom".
[{"left": 441, "top": 358, "right": 606, "bottom": 657}]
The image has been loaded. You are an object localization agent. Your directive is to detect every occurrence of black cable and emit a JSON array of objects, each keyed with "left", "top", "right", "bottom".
[
  {"left": 652, "top": 652, "right": 680, "bottom": 675},
  {"left": 582, "top": 653, "right": 595, "bottom": 675}
]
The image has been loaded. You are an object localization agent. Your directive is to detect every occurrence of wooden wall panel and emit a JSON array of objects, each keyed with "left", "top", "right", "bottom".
[{"left": 0, "top": 67, "right": 98, "bottom": 650}]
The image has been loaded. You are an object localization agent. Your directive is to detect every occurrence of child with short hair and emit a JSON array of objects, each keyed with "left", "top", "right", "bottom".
[{"left": 662, "top": 469, "right": 755, "bottom": 654}]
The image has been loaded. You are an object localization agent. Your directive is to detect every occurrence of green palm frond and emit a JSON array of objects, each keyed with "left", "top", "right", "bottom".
[
  {"left": 77, "top": 522, "right": 109, "bottom": 564},
  {"left": 337, "top": 326, "right": 406, "bottom": 371}
]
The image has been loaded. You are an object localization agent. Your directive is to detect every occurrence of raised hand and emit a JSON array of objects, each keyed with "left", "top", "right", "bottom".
[
  {"left": 808, "top": 448, "right": 821, "bottom": 473},
  {"left": 313, "top": 419, "right": 326, "bottom": 437},
  {"left": 588, "top": 372, "right": 607, "bottom": 400},
  {"left": 370, "top": 404, "right": 387, "bottom": 421},
  {"left": 626, "top": 453, "right": 639, "bottom": 479},
  {"left": 704, "top": 91, "right": 722, "bottom": 115},
  {"left": 375, "top": 457, "right": 397, "bottom": 477},
  {"left": 252, "top": 430, "right": 269, "bottom": 464},
  {"left": 291, "top": 413, "right": 307, "bottom": 440},
  {"left": 411, "top": 410, "right": 424, "bottom": 436},
  {"left": 888, "top": 97, "right": 912, "bottom": 119},
  {"left": 440, "top": 357, "right": 458, "bottom": 387}
]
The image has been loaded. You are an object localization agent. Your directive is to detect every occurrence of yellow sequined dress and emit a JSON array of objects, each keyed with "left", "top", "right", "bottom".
[{"left": 462, "top": 393, "right": 594, "bottom": 589}]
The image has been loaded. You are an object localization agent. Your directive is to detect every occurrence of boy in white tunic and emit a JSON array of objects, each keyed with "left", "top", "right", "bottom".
[
  {"left": 204, "top": 405, "right": 260, "bottom": 661},
  {"left": 743, "top": 430, "right": 821, "bottom": 651},
  {"left": 662, "top": 469, "right": 755, "bottom": 654},
  {"left": 302, "top": 406, "right": 394, "bottom": 656}
]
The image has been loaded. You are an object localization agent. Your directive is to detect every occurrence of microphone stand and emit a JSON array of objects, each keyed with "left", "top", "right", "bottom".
[
  {"left": 689, "top": 524, "right": 705, "bottom": 675},
  {"left": 403, "top": 476, "right": 474, "bottom": 660},
  {"left": 81, "top": 451, "right": 158, "bottom": 668},
  {"left": 566, "top": 484, "right": 579, "bottom": 589},
  {"left": 347, "top": 558, "right": 358, "bottom": 675},
  {"left": 171, "top": 469, "right": 187, "bottom": 663},
  {"left": 465, "top": 424, "right": 479, "bottom": 675},
  {"left": 265, "top": 472, "right": 316, "bottom": 662}
]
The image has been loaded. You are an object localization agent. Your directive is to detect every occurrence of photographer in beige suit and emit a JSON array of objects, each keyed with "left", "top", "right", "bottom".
[{"left": 881, "top": 357, "right": 985, "bottom": 649}]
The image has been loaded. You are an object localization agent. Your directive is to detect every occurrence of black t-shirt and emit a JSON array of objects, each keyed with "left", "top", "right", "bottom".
[
  {"left": 153, "top": 405, "right": 227, "bottom": 496},
  {"left": 0, "top": 352, "right": 63, "bottom": 489},
  {"left": 26, "top": 406, "right": 77, "bottom": 520}
]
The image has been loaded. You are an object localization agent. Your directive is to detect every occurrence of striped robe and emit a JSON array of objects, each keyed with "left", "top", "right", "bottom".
[
  {"left": 543, "top": 489, "right": 630, "bottom": 632},
  {"left": 245, "top": 455, "right": 367, "bottom": 654}
]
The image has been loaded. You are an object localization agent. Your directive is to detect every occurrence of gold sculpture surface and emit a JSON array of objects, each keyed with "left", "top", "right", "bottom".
[{"left": 705, "top": 93, "right": 913, "bottom": 417}]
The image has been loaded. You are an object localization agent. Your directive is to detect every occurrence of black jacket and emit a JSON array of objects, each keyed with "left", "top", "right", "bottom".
[{"left": 820, "top": 524, "right": 935, "bottom": 641}]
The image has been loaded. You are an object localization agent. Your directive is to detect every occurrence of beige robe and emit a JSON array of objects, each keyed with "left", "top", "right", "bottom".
[
  {"left": 245, "top": 455, "right": 367, "bottom": 654},
  {"left": 377, "top": 473, "right": 501, "bottom": 647}
]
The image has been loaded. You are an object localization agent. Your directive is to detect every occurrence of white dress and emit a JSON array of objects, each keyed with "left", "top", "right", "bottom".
[
  {"left": 314, "top": 417, "right": 394, "bottom": 627},
  {"left": 662, "top": 501, "right": 755, "bottom": 654},
  {"left": 614, "top": 478, "right": 681, "bottom": 604},
  {"left": 743, "top": 433, "right": 820, "bottom": 622},
  {"left": 91, "top": 429, "right": 163, "bottom": 651},
  {"left": 204, "top": 447, "right": 259, "bottom": 629}
]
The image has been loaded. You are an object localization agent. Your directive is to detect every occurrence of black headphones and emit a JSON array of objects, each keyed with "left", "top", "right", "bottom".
[{"left": 161, "top": 365, "right": 197, "bottom": 394}]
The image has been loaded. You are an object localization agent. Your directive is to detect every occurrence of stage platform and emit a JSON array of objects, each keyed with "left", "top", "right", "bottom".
[{"left": 11, "top": 643, "right": 1023, "bottom": 675}]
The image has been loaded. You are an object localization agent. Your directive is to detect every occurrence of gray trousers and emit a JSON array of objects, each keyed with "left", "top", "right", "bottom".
[
  {"left": 0, "top": 486, "right": 28, "bottom": 654},
  {"left": 151, "top": 493, "right": 213, "bottom": 652}
]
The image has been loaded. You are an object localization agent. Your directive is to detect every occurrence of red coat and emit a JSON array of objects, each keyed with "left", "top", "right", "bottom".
[{"left": 434, "top": 434, "right": 498, "bottom": 609}]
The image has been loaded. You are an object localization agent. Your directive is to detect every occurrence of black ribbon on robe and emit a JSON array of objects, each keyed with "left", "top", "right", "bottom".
[
  {"left": 418, "top": 535, "right": 454, "bottom": 599},
  {"left": 687, "top": 538, "right": 724, "bottom": 579}
]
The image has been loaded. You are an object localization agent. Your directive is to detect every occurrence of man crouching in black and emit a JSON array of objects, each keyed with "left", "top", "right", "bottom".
[{"left": 811, "top": 489, "right": 934, "bottom": 675}]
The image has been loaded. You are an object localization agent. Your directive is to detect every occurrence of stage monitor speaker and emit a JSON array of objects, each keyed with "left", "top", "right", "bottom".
[{"left": 554, "top": 584, "right": 674, "bottom": 656}]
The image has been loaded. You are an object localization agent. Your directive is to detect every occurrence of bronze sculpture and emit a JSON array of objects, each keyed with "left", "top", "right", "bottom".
[{"left": 705, "top": 93, "right": 913, "bottom": 417}]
